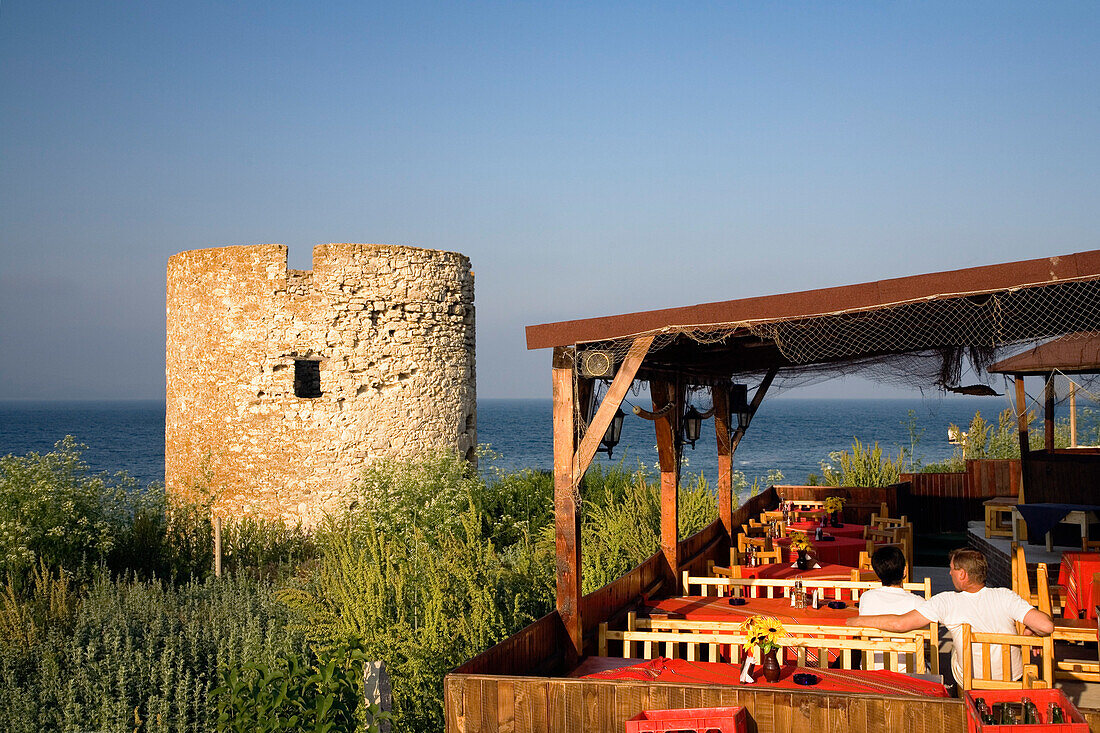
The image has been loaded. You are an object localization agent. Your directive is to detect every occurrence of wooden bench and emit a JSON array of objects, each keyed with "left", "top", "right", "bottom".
[{"left": 599, "top": 613, "right": 931, "bottom": 673}]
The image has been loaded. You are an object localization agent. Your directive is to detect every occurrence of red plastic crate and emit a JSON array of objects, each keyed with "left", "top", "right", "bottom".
[
  {"left": 964, "top": 689, "right": 1087, "bottom": 732},
  {"left": 624, "top": 706, "right": 747, "bottom": 733}
]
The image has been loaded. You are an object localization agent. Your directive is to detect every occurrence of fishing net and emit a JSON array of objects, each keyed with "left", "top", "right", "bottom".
[{"left": 569, "top": 276, "right": 1100, "bottom": 449}]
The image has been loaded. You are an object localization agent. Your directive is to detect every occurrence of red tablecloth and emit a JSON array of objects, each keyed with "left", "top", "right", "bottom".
[
  {"left": 776, "top": 535, "right": 864, "bottom": 567},
  {"left": 738, "top": 562, "right": 855, "bottom": 582},
  {"left": 787, "top": 521, "right": 866, "bottom": 539},
  {"left": 581, "top": 657, "right": 949, "bottom": 697},
  {"left": 1058, "top": 552, "right": 1100, "bottom": 619},
  {"left": 644, "top": 595, "right": 857, "bottom": 625},
  {"left": 643, "top": 595, "right": 857, "bottom": 664}
]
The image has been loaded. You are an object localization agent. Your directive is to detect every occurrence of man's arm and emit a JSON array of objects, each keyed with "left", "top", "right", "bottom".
[
  {"left": 845, "top": 609, "right": 932, "bottom": 633},
  {"left": 1021, "top": 608, "right": 1054, "bottom": 636}
]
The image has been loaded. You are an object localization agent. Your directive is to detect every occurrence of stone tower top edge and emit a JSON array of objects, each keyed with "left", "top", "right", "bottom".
[{"left": 167, "top": 243, "right": 470, "bottom": 277}]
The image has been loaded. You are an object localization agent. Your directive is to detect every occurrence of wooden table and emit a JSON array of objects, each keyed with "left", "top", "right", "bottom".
[
  {"left": 1013, "top": 505, "right": 1099, "bottom": 552},
  {"left": 737, "top": 562, "right": 856, "bottom": 582},
  {"left": 776, "top": 535, "right": 865, "bottom": 567},
  {"left": 787, "top": 520, "right": 867, "bottom": 539},
  {"left": 577, "top": 656, "right": 950, "bottom": 697},
  {"left": 983, "top": 497, "right": 1018, "bottom": 539}
]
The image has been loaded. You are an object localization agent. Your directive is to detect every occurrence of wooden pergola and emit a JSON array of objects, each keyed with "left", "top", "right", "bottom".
[
  {"left": 525, "top": 249, "right": 1100, "bottom": 663},
  {"left": 990, "top": 334, "right": 1100, "bottom": 503}
]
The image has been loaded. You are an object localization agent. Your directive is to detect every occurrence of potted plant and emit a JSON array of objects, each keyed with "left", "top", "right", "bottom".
[
  {"left": 788, "top": 531, "right": 815, "bottom": 570},
  {"left": 741, "top": 616, "right": 788, "bottom": 682},
  {"left": 823, "top": 496, "right": 846, "bottom": 527}
]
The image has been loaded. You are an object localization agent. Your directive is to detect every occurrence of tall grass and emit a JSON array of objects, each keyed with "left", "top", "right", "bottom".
[{"left": 0, "top": 572, "right": 308, "bottom": 733}]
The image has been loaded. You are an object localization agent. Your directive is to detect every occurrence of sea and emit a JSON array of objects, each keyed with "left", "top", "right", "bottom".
[{"left": 0, "top": 396, "right": 1027, "bottom": 489}]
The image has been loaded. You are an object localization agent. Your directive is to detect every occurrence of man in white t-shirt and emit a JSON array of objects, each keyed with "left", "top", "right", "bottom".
[
  {"left": 848, "top": 548, "right": 1053, "bottom": 686},
  {"left": 857, "top": 545, "right": 923, "bottom": 671}
]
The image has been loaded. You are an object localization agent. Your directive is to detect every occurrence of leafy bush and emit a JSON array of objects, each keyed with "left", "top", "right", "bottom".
[
  {"left": 277, "top": 450, "right": 553, "bottom": 733},
  {"left": 819, "top": 438, "right": 906, "bottom": 487},
  {"left": 0, "top": 437, "right": 142, "bottom": 576},
  {"left": 0, "top": 571, "right": 308, "bottom": 733},
  {"left": 214, "top": 637, "right": 376, "bottom": 733}
]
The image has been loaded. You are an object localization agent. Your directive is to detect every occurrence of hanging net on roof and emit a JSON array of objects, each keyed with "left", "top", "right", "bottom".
[{"left": 569, "top": 276, "right": 1100, "bottom": 446}]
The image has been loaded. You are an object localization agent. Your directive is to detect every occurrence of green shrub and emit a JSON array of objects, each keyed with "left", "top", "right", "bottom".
[
  {"left": 0, "top": 572, "right": 308, "bottom": 732},
  {"left": 0, "top": 437, "right": 140, "bottom": 576},
  {"left": 214, "top": 637, "right": 374, "bottom": 733},
  {"left": 820, "top": 438, "right": 906, "bottom": 487},
  {"left": 277, "top": 450, "right": 553, "bottom": 733}
]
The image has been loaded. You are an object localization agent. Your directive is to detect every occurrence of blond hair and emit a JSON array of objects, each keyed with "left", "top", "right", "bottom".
[{"left": 949, "top": 548, "right": 987, "bottom": 585}]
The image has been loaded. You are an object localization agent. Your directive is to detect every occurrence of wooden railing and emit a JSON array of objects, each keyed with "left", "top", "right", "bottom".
[
  {"left": 900, "top": 459, "right": 1020, "bottom": 532},
  {"left": 444, "top": 674, "right": 969, "bottom": 732},
  {"left": 772, "top": 484, "right": 901, "bottom": 525}
]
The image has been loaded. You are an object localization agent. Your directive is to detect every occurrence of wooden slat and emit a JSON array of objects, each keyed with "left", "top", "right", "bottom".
[
  {"left": 552, "top": 347, "right": 582, "bottom": 662},
  {"left": 652, "top": 379, "right": 680, "bottom": 583},
  {"left": 571, "top": 335, "right": 654, "bottom": 487}
]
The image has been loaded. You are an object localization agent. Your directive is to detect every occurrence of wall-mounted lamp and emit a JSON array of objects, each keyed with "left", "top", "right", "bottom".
[
  {"left": 682, "top": 406, "right": 703, "bottom": 448},
  {"left": 731, "top": 383, "right": 752, "bottom": 431},
  {"left": 599, "top": 409, "right": 626, "bottom": 457}
]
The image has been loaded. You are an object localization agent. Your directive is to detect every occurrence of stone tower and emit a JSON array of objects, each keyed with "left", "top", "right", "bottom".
[{"left": 165, "top": 243, "right": 476, "bottom": 524}]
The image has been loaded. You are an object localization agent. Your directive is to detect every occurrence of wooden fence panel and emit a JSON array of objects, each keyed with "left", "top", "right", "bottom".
[{"left": 444, "top": 674, "right": 972, "bottom": 733}]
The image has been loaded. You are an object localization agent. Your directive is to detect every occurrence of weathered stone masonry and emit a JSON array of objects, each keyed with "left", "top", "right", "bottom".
[{"left": 165, "top": 243, "right": 476, "bottom": 525}]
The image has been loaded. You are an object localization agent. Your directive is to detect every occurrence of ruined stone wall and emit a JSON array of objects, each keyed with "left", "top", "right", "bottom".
[{"left": 165, "top": 243, "right": 475, "bottom": 525}]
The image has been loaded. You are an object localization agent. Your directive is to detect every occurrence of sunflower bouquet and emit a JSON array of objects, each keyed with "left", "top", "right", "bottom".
[
  {"left": 740, "top": 615, "right": 787, "bottom": 654},
  {"left": 823, "top": 496, "right": 845, "bottom": 514},
  {"left": 787, "top": 530, "right": 814, "bottom": 553}
]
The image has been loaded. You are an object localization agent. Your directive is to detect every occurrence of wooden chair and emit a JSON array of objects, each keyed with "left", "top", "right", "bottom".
[
  {"left": 737, "top": 534, "right": 770, "bottom": 552},
  {"left": 791, "top": 508, "right": 826, "bottom": 523},
  {"left": 1011, "top": 544, "right": 1066, "bottom": 616},
  {"left": 1038, "top": 563, "right": 1100, "bottom": 682},
  {"left": 759, "top": 510, "right": 785, "bottom": 523},
  {"left": 600, "top": 613, "right": 931, "bottom": 672},
  {"left": 870, "top": 512, "right": 910, "bottom": 530},
  {"left": 958, "top": 623, "right": 1053, "bottom": 690},
  {"left": 741, "top": 520, "right": 769, "bottom": 537},
  {"left": 864, "top": 526, "right": 913, "bottom": 575}
]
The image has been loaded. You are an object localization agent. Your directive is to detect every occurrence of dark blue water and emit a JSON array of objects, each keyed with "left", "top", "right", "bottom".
[{"left": 0, "top": 396, "right": 1027, "bottom": 490}]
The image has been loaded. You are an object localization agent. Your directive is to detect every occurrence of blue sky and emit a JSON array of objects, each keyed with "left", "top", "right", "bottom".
[{"left": 2, "top": 2, "right": 1098, "bottom": 400}]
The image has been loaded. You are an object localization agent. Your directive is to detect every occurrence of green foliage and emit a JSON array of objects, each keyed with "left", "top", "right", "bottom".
[
  {"left": 0, "top": 437, "right": 141, "bottom": 576},
  {"left": 213, "top": 637, "right": 373, "bottom": 733},
  {"left": 819, "top": 438, "right": 906, "bottom": 487},
  {"left": 276, "top": 449, "right": 553, "bottom": 733},
  {"left": 923, "top": 408, "right": 1051, "bottom": 472},
  {"left": 0, "top": 571, "right": 308, "bottom": 733}
]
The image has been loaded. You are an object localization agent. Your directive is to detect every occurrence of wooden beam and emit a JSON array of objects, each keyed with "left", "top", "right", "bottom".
[
  {"left": 1015, "top": 374, "right": 1029, "bottom": 503},
  {"left": 652, "top": 379, "right": 680, "bottom": 583},
  {"left": 712, "top": 383, "right": 733, "bottom": 543},
  {"left": 571, "top": 335, "right": 654, "bottom": 487},
  {"left": 551, "top": 346, "right": 582, "bottom": 664},
  {"left": 1070, "top": 381, "right": 1078, "bottom": 448},
  {"left": 729, "top": 367, "right": 779, "bottom": 456},
  {"left": 1045, "top": 372, "right": 1056, "bottom": 452}
]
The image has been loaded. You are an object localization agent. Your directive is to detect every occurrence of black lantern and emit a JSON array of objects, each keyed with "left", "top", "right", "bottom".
[
  {"left": 599, "top": 408, "right": 625, "bottom": 457},
  {"left": 731, "top": 383, "right": 752, "bottom": 431},
  {"left": 682, "top": 405, "right": 703, "bottom": 448}
]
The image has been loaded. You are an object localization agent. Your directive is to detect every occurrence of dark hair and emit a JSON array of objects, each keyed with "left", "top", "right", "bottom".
[{"left": 871, "top": 545, "right": 907, "bottom": 586}]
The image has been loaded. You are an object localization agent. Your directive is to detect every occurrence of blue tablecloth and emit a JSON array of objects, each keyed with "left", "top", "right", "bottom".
[{"left": 1014, "top": 503, "right": 1100, "bottom": 540}]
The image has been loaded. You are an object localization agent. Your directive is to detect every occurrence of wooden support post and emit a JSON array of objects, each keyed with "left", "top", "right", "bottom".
[
  {"left": 651, "top": 379, "right": 680, "bottom": 584},
  {"left": 571, "top": 335, "right": 654, "bottom": 487},
  {"left": 1015, "top": 375, "right": 1029, "bottom": 503},
  {"left": 1045, "top": 372, "right": 1056, "bottom": 452},
  {"left": 1070, "top": 381, "right": 1078, "bottom": 448},
  {"left": 213, "top": 515, "right": 223, "bottom": 579},
  {"left": 712, "top": 383, "right": 733, "bottom": 543},
  {"left": 729, "top": 367, "right": 778, "bottom": 456},
  {"left": 552, "top": 346, "right": 582, "bottom": 663}
]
